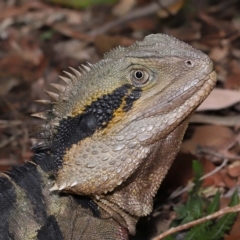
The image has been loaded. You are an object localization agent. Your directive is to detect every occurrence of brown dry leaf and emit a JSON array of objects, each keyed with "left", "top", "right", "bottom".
[
  {"left": 231, "top": 59, "right": 240, "bottom": 74},
  {"left": 232, "top": 48, "right": 240, "bottom": 60},
  {"left": 197, "top": 88, "right": 240, "bottom": 111},
  {"left": 0, "top": 54, "right": 45, "bottom": 82},
  {"left": 0, "top": 1, "right": 47, "bottom": 21},
  {"left": 94, "top": 35, "right": 135, "bottom": 55},
  {"left": 17, "top": 9, "right": 62, "bottom": 28},
  {"left": 53, "top": 40, "right": 94, "bottom": 61},
  {"left": 220, "top": 197, "right": 232, "bottom": 209},
  {"left": 164, "top": 22, "right": 201, "bottom": 42},
  {"left": 220, "top": 169, "right": 236, "bottom": 189},
  {"left": 201, "top": 158, "right": 225, "bottom": 187},
  {"left": 190, "top": 114, "right": 240, "bottom": 127},
  {"left": 153, "top": 209, "right": 176, "bottom": 237},
  {"left": 0, "top": 78, "right": 20, "bottom": 96},
  {"left": 200, "top": 185, "right": 220, "bottom": 198},
  {"left": 128, "top": 18, "right": 156, "bottom": 31},
  {"left": 228, "top": 160, "right": 240, "bottom": 178},
  {"left": 10, "top": 41, "right": 43, "bottom": 66},
  {"left": 224, "top": 73, "right": 240, "bottom": 90},
  {"left": 60, "top": 9, "right": 86, "bottom": 25},
  {"left": 181, "top": 125, "right": 235, "bottom": 155},
  {"left": 31, "top": 77, "right": 49, "bottom": 101},
  {"left": 225, "top": 213, "right": 240, "bottom": 240},
  {"left": 0, "top": 36, "right": 46, "bottom": 83},
  {"left": 209, "top": 45, "right": 229, "bottom": 62},
  {"left": 51, "top": 23, "right": 93, "bottom": 42},
  {"left": 112, "top": 0, "right": 136, "bottom": 17},
  {"left": 199, "top": 12, "right": 235, "bottom": 38},
  {"left": 157, "top": 0, "right": 185, "bottom": 18}
]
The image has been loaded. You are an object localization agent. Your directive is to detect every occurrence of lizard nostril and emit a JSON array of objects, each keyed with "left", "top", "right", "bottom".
[{"left": 185, "top": 60, "right": 195, "bottom": 68}]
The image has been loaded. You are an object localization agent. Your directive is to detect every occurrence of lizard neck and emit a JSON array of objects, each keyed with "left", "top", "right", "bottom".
[
  {"left": 94, "top": 117, "right": 190, "bottom": 235},
  {"left": 30, "top": 153, "right": 129, "bottom": 239}
]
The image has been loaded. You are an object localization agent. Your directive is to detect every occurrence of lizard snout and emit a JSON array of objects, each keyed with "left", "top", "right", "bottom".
[{"left": 203, "top": 60, "right": 214, "bottom": 75}]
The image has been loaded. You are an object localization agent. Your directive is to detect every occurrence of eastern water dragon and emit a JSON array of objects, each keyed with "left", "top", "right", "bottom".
[{"left": 0, "top": 34, "right": 217, "bottom": 240}]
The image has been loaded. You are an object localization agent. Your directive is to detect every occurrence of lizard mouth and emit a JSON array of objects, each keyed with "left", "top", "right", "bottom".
[
  {"left": 175, "top": 70, "right": 216, "bottom": 105},
  {"left": 168, "top": 70, "right": 216, "bottom": 111},
  {"left": 181, "top": 70, "right": 217, "bottom": 108},
  {"left": 141, "top": 69, "right": 217, "bottom": 121},
  {"left": 162, "top": 60, "right": 215, "bottom": 106}
]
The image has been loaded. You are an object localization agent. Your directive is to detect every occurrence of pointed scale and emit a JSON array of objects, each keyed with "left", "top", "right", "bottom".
[
  {"left": 81, "top": 64, "right": 91, "bottom": 72},
  {"left": 50, "top": 83, "right": 66, "bottom": 93},
  {"left": 63, "top": 71, "right": 77, "bottom": 83},
  {"left": 68, "top": 67, "right": 82, "bottom": 79},
  {"left": 35, "top": 99, "right": 51, "bottom": 105},
  {"left": 49, "top": 183, "right": 59, "bottom": 192},
  {"left": 86, "top": 61, "right": 93, "bottom": 67},
  {"left": 59, "top": 76, "right": 72, "bottom": 85},
  {"left": 31, "top": 112, "right": 48, "bottom": 120},
  {"left": 43, "top": 90, "right": 59, "bottom": 101},
  {"left": 78, "top": 66, "right": 88, "bottom": 75}
]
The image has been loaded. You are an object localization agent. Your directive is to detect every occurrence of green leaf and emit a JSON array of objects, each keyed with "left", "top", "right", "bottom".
[
  {"left": 180, "top": 196, "right": 203, "bottom": 224},
  {"left": 229, "top": 190, "right": 239, "bottom": 207},
  {"left": 40, "top": 30, "right": 54, "bottom": 41},
  {"left": 185, "top": 224, "right": 210, "bottom": 240},
  {"left": 191, "top": 160, "right": 203, "bottom": 195},
  {"left": 174, "top": 204, "right": 187, "bottom": 220},
  {"left": 171, "top": 160, "right": 205, "bottom": 228},
  {"left": 206, "top": 191, "right": 239, "bottom": 240},
  {"left": 46, "top": 0, "right": 118, "bottom": 9},
  {"left": 206, "top": 191, "right": 220, "bottom": 214},
  {"left": 168, "top": 162, "right": 238, "bottom": 240},
  {"left": 164, "top": 235, "right": 175, "bottom": 240}
]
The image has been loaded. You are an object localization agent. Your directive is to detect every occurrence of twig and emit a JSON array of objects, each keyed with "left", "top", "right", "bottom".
[
  {"left": 0, "top": 120, "right": 23, "bottom": 128},
  {"left": 169, "top": 182, "right": 194, "bottom": 199},
  {"left": 0, "top": 129, "right": 24, "bottom": 148},
  {"left": 224, "top": 186, "right": 240, "bottom": 198},
  {"left": 198, "top": 148, "right": 240, "bottom": 161},
  {"left": 201, "top": 158, "right": 228, "bottom": 180},
  {"left": 170, "top": 158, "right": 228, "bottom": 199},
  {"left": 190, "top": 114, "right": 240, "bottom": 127},
  {"left": 152, "top": 204, "right": 240, "bottom": 240}
]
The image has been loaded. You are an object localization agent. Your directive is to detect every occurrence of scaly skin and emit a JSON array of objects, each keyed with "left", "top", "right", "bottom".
[{"left": 0, "top": 34, "right": 216, "bottom": 239}]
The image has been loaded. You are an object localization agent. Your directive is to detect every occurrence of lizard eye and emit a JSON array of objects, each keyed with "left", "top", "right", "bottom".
[{"left": 130, "top": 70, "right": 150, "bottom": 87}]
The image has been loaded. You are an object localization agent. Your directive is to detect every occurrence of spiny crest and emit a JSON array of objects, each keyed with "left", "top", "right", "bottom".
[
  {"left": 103, "top": 34, "right": 191, "bottom": 61},
  {"left": 32, "top": 63, "right": 94, "bottom": 140},
  {"left": 50, "top": 83, "right": 66, "bottom": 93},
  {"left": 103, "top": 45, "right": 128, "bottom": 60},
  {"left": 102, "top": 36, "right": 164, "bottom": 60},
  {"left": 31, "top": 111, "right": 48, "bottom": 120},
  {"left": 43, "top": 90, "right": 59, "bottom": 101}
]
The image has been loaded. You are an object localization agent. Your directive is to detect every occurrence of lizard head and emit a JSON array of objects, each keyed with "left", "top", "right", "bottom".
[{"left": 33, "top": 34, "right": 216, "bottom": 232}]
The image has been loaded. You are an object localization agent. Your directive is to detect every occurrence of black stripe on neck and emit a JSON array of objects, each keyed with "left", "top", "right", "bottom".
[
  {"left": 123, "top": 88, "right": 142, "bottom": 112},
  {"left": 37, "top": 215, "right": 63, "bottom": 240},
  {"left": 49, "top": 84, "right": 131, "bottom": 171},
  {"left": 8, "top": 162, "right": 48, "bottom": 223},
  {"left": 0, "top": 177, "right": 17, "bottom": 239}
]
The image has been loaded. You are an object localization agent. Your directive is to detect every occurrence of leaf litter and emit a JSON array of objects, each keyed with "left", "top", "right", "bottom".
[{"left": 0, "top": 0, "right": 240, "bottom": 239}]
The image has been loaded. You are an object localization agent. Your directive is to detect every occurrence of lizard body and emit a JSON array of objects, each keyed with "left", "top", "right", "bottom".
[{"left": 0, "top": 34, "right": 216, "bottom": 239}]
